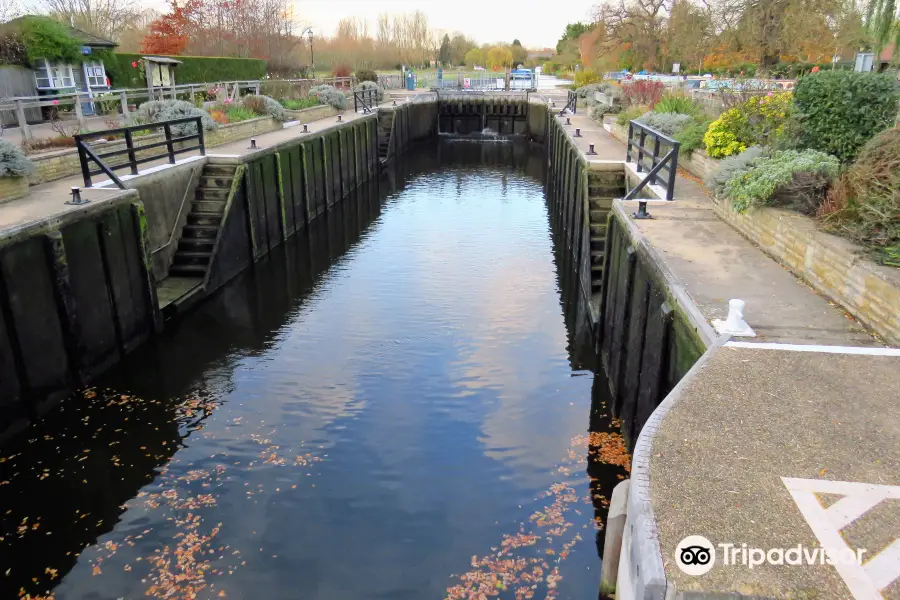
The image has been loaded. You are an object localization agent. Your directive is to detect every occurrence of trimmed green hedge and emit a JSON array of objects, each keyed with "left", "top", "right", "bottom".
[
  {"left": 104, "top": 53, "right": 266, "bottom": 88},
  {"left": 793, "top": 70, "right": 898, "bottom": 163}
]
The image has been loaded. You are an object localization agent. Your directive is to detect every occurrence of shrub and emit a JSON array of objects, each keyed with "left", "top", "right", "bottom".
[
  {"left": 573, "top": 68, "right": 602, "bottom": 88},
  {"left": 132, "top": 100, "right": 218, "bottom": 136},
  {"left": 635, "top": 111, "right": 693, "bottom": 137},
  {"left": 705, "top": 146, "right": 770, "bottom": 196},
  {"left": 541, "top": 61, "right": 558, "bottom": 74},
  {"left": 0, "top": 139, "right": 33, "bottom": 177},
  {"left": 703, "top": 92, "right": 791, "bottom": 158},
  {"left": 589, "top": 103, "right": 621, "bottom": 123},
  {"left": 793, "top": 70, "right": 899, "bottom": 163},
  {"left": 622, "top": 80, "right": 664, "bottom": 107},
  {"left": 209, "top": 109, "right": 228, "bottom": 125},
  {"left": 331, "top": 64, "right": 352, "bottom": 78},
  {"left": 821, "top": 127, "right": 900, "bottom": 263},
  {"left": 224, "top": 106, "right": 256, "bottom": 122},
  {"left": 310, "top": 84, "right": 347, "bottom": 110},
  {"left": 674, "top": 118, "right": 712, "bottom": 155},
  {"left": 20, "top": 136, "right": 76, "bottom": 155},
  {"left": 11, "top": 16, "right": 82, "bottom": 65},
  {"left": 0, "top": 32, "right": 28, "bottom": 66},
  {"left": 281, "top": 98, "right": 319, "bottom": 110},
  {"left": 723, "top": 149, "right": 840, "bottom": 213},
  {"left": 616, "top": 105, "right": 649, "bottom": 127},
  {"left": 242, "top": 94, "right": 288, "bottom": 122},
  {"left": 576, "top": 83, "right": 602, "bottom": 99},
  {"left": 653, "top": 93, "right": 703, "bottom": 117},
  {"left": 355, "top": 69, "right": 378, "bottom": 83},
  {"left": 354, "top": 80, "right": 384, "bottom": 103}
]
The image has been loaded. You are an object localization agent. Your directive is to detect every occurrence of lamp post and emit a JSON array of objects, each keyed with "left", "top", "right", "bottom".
[{"left": 300, "top": 27, "right": 315, "bottom": 76}]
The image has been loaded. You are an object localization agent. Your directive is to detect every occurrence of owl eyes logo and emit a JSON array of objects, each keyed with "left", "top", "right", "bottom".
[{"left": 675, "top": 535, "right": 716, "bottom": 576}]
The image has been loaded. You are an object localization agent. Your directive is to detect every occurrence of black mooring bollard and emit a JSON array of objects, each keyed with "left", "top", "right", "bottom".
[
  {"left": 575, "top": 128, "right": 581, "bottom": 137},
  {"left": 632, "top": 200, "right": 652, "bottom": 219},
  {"left": 587, "top": 144, "right": 597, "bottom": 155},
  {"left": 249, "top": 138, "right": 257, "bottom": 149},
  {"left": 337, "top": 115, "right": 342, "bottom": 122},
  {"left": 65, "top": 187, "right": 89, "bottom": 206},
  {"left": 393, "top": 100, "right": 397, "bottom": 106},
  {"left": 302, "top": 124, "right": 309, "bottom": 133},
  {"left": 566, "top": 117, "right": 571, "bottom": 125}
]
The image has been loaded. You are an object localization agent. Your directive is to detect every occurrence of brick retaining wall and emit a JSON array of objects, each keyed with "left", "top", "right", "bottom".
[{"left": 714, "top": 199, "right": 900, "bottom": 345}]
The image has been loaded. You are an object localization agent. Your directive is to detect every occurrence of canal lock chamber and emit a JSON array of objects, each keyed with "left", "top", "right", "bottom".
[{"left": 0, "top": 97, "right": 702, "bottom": 599}]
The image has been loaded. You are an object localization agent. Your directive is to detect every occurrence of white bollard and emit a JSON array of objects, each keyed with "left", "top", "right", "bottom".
[{"left": 713, "top": 299, "right": 756, "bottom": 337}]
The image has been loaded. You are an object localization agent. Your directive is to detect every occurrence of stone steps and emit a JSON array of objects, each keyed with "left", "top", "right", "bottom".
[{"left": 167, "top": 163, "right": 236, "bottom": 283}]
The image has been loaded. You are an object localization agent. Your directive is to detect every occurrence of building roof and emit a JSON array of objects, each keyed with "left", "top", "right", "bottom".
[
  {"left": 3, "top": 15, "right": 117, "bottom": 48},
  {"left": 142, "top": 56, "right": 182, "bottom": 65}
]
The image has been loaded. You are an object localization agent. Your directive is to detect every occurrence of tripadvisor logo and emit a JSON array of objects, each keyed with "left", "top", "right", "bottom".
[
  {"left": 675, "top": 535, "right": 716, "bottom": 576},
  {"left": 674, "top": 535, "right": 868, "bottom": 576}
]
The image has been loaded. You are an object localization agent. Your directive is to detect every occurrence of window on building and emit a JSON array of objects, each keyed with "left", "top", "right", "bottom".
[
  {"left": 85, "top": 61, "right": 107, "bottom": 88},
  {"left": 34, "top": 60, "right": 52, "bottom": 89},
  {"left": 34, "top": 60, "right": 76, "bottom": 89}
]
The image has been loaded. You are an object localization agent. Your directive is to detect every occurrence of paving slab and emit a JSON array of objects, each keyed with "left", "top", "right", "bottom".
[
  {"left": 559, "top": 111, "right": 877, "bottom": 346},
  {"left": 650, "top": 344, "right": 900, "bottom": 599}
]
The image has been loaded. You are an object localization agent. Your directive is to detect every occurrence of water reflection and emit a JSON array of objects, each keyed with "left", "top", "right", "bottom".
[{"left": 0, "top": 140, "right": 627, "bottom": 600}]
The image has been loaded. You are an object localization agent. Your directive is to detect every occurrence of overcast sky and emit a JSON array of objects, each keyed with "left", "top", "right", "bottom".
[{"left": 289, "top": 0, "right": 597, "bottom": 49}]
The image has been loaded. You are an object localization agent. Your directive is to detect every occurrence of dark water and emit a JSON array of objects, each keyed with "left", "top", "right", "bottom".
[{"left": 0, "top": 140, "right": 628, "bottom": 600}]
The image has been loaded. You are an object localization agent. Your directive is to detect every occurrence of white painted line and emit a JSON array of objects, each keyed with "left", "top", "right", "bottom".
[
  {"left": 864, "top": 539, "right": 900, "bottom": 591},
  {"left": 725, "top": 341, "right": 900, "bottom": 356},
  {"left": 783, "top": 477, "right": 900, "bottom": 599}
]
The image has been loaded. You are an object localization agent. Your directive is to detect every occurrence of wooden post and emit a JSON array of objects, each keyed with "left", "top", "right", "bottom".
[
  {"left": 14, "top": 99, "right": 31, "bottom": 140},
  {"left": 255, "top": 82, "right": 261, "bottom": 95},
  {"left": 119, "top": 91, "right": 131, "bottom": 125},
  {"left": 190, "top": 85, "right": 196, "bottom": 105},
  {"left": 73, "top": 92, "right": 86, "bottom": 131}
]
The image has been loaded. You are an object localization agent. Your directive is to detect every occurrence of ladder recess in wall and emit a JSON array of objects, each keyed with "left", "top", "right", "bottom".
[{"left": 167, "top": 163, "right": 236, "bottom": 281}]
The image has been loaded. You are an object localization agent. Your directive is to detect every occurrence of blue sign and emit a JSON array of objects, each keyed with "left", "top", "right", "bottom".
[{"left": 81, "top": 46, "right": 92, "bottom": 55}]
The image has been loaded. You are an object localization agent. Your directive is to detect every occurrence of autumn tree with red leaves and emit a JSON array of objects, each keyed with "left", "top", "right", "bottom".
[{"left": 141, "top": 0, "right": 198, "bottom": 55}]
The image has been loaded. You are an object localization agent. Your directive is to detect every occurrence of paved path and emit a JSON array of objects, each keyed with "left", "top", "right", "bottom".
[
  {"left": 0, "top": 103, "right": 384, "bottom": 238},
  {"left": 562, "top": 110, "right": 875, "bottom": 346},
  {"left": 553, "top": 108, "right": 899, "bottom": 599}
]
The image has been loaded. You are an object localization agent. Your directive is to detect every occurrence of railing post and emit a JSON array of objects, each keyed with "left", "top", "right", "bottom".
[
  {"left": 190, "top": 85, "right": 196, "bottom": 105},
  {"left": 196, "top": 117, "right": 206, "bottom": 155},
  {"left": 163, "top": 123, "right": 175, "bottom": 164},
  {"left": 637, "top": 127, "right": 646, "bottom": 173},
  {"left": 255, "top": 82, "right": 261, "bottom": 95},
  {"left": 73, "top": 92, "right": 86, "bottom": 131},
  {"left": 119, "top": 91, "right": 131, "bottom": 125},
  {"left": 14, "top": 99, "right": 32, "bottom": 140},
  {"left": 354, "top": 92, "right": 358, "bottom": 113},
  {"left": 667, "top": 143, "right": 680, "bottom": 200},
  {"left": 74, "top": 135, "right": 92, "bottom": 188},
  {"left": 626, "top": 122, "right": 634, "bottom": 162},
  {"left": 124, "top": 129, "right": 138, "bottom": 175},
  {"left": 652, "top": 136, "right": 661, "bottom": 186}
]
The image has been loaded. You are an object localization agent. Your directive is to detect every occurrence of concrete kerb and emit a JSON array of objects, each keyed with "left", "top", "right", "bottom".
[
  {"left": 0, "top": 187, "right": 139, "bottom": 248},
  {"left": 620, "top": 336, "right": 729, "bottom": 600}
]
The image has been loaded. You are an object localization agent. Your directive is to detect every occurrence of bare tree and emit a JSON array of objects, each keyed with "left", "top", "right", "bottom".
[{"left": 39, "top": 0, "right": 139, "bottom": 40}]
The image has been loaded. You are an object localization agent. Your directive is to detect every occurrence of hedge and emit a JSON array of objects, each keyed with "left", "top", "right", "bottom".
[
  {"left": 793, "top": 70, "right": 899, "bottom": 163},
  {"left": 104, "top": 53, "right": 267, "bottom": 88}
]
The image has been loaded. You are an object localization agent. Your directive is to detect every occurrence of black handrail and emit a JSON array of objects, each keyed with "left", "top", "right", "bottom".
[
  {"left": 624, "top": 120, "right": 680, "bottom": 201},
  {"left": 74, "top": 116, "right": 206, "bottom": 189},
  {"left": 559, "top": 90, "right": 577, "bottom": 115},
  {"left": 353, "top": 89, "right": 377, "bottom": 113}
]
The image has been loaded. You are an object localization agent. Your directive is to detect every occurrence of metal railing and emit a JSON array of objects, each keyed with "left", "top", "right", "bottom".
[
  {"left": 0, "top": 76, "right": 356, "bottom": 137},
  {"left": 559, "top": 90, "right": 577, "bottom": 115},
  {"left": 353, "top": 89, "right": 377, "bottom": 113},
  {"left": 624, "top": 120, "right": 680, "bottom": 202},
  {"left": 74, "top": 116, "right": 205, "bottom": 189}
]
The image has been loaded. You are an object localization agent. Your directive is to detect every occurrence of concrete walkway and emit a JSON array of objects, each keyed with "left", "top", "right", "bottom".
[
  {"left": 552, "top": 108, "right": 899, "bottom": 599},
  {"left": 562, "top": 110, "right": 875, "bottom": 346},
  {"left": 0, "top": 103, "right": 386, "bottom": 239}
]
